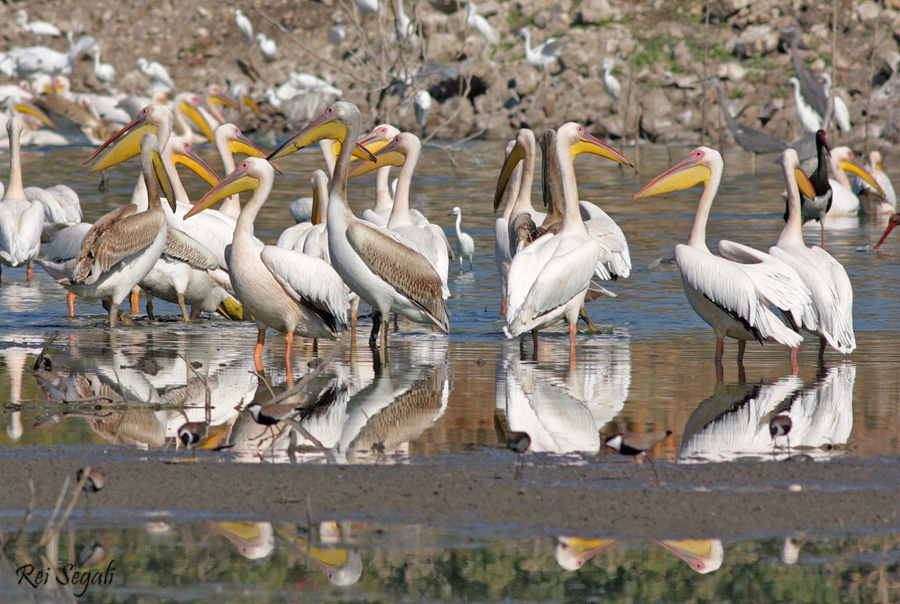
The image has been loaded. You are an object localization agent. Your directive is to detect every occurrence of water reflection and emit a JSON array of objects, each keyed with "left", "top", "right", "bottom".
[
  {"left": 678, "top": 364, "right": 855, "bottom": 463},
  {"left": 226, "top": 337, "right": 450, "bottom": 464},
  {"left": 4, "top": 518, "right": 898, "bottom": 603},
  {"left": 498, "top": 335, "right": 630, "bottom": 455}
]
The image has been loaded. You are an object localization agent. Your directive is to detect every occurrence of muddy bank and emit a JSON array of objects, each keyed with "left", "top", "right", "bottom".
[{"left": 2, "top": 450, "right": 899, "bottom": 540}]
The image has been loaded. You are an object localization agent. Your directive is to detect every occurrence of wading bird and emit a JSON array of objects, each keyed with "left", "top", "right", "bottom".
[
  {"left": 449, "top": 207, "right": 475, "bottom": 270},
  {"left": 633, "top": 147, "right": 814, "bottom": 368}
]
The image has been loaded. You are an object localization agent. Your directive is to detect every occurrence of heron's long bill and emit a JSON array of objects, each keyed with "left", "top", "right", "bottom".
[
  {"left": 185, "top": 165, "right": 258, "bottom": 219},
  {"left": 633, "top": 155, "right": 710, "bottom": 199}
]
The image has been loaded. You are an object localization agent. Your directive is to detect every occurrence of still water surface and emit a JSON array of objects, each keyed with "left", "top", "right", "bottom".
[
  {"left": 0, "top": 141, "right": 898, "bottom": 600},
  {"left": 1, "top": 142, "right": 897, "bottom": 460}
]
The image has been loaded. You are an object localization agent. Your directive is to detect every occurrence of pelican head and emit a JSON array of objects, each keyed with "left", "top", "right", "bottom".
[
  {"left": 166, "top": 136, "right": 220, "bottom": 187},
  {"left": 657, "top": 539, "right": 724, "bottom": 574},
  {"left": 830, "top": 146, "right": 886, "bottom": 197},
  {"left": 493, "top": 128, "right": 535, "bottom": 211},
  {"left": 558, "top": 122, "right": 634, "bottom": 166},
  {"left": 204, "top": 85, "right": 240, "bottom": 123},
  {"left": 174, "top": 92, "right": 217, "bottom": 143},
  {"left": 780, "top": 148, "right": 816, "bottom": 200},
  {"left": 214, "top": 123, "right": 276, "bottom": 170},
  {"left": 867, "top": 150, "right": 883, "bottom": 172},
  {"left": 185, "top": 157, "right": 272, "bottom": 218},
  {"left": 357, "top": 123, "right": 401, "bottom": 154},
  {"left": 554, "top": 537, "right": 617, "bottom": 571},
  {"left": 268, "top": 102, "right": 375, "bottom": 162},
  {"left": 347, "top": 131, "right": 418, "bottom": 178},
  {"left": 85, "top": 103, "right": 173, "bottom": 174},
  {"left": 633, "top": 146, "right": 720, "bottom": 199}
]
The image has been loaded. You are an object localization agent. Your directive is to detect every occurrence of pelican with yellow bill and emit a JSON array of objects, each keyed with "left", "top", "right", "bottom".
[
  {"left": 267, "top": 102, "right": 449, "bottom": 352},
  {"left": 185, "top": 157, "right": 348, "bottom": 382}
]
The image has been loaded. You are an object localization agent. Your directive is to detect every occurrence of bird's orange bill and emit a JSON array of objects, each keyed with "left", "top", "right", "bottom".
[
  {"left": 839, "top": 157, "right": 886, "bottom": 198},
  {"left": 570, "top": 131, "right": 635, "bottom": 168},
  {"left": 171, "top": 145, "right": 221, "bottom": 186},
  {"left": 493, "top": 139, "right": 527, "bottom": 211},
  {"left": 242, "top": 95, "right": 260, "bottom": 116},
  {"left": 794, "top": 165, "right": 816, "bottom": 201},
  {"left": 149, "top": 145, "right": 177, "bottom": 212},
  {"left": 267, "top": 109, "right": 377, "bottom": 162},
  {"left": 85, "top": 114, "right": 158, "bottom": 173},
  {"left": 180, "top": 98, "right": 216, "bottom": 143},
  {"left": 633, "top": 155, "right": 710, "bottom": 199},
  {"left": 228, "top": 133, "right": 282, "bottom": 173},
  {"left": 14, "top": 101, "right": 55, "bottom": 130},
  {"left": 874, "top": 213, "right": 900, "bottom": 250},
  {"left": 185, "top": 164, "right": 258, "bottom": 219},
  {"left": 347, "top": 136, "right": 405, "bottom": 178},
  {"left": 656, "top": 539, "right": 722, "bottom": 574}
]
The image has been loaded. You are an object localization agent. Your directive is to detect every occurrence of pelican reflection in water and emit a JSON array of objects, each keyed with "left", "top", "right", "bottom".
[
  {"left": 499, "top": 335, "right": 630, "bottom": 455},
  {"left": 678, "top": 364, "right": 854, "bottom": 463}
]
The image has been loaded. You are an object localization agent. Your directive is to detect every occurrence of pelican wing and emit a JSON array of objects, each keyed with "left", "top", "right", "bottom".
[
  {"left": 799, "top": 246, "right": 855, "bottom": 352},
  {"left": 163, "top": 228, "right": 218, "bottom": 270},
  {"left": 506, "top": 236, "right": 600, "bottom": 335},
  {"left": 260, "top": 245, "right": 348, "bottom": 333},
  {"left": 675, "top": 244, "right": 800, "bottom": 345},
  {"left": 581, "top": 203, "right": 631, "bottom": 280},
  {"left": 78, "top": 204, "right": 137, "bottom": 259},
  {"left": 716, "top": 239, "right": 814, "bottom": 331},
  {"left": 74, "top": 209, "right": 164, "bottom": 283},
  {"left": 43, "top": 222, "right": 91, "bottom": 261},
  {"left": 0, "top": 200, "right": 43, "bottom": 262},
  {"left": 345, "top": 220, "right": 449, "bottom": 330}
]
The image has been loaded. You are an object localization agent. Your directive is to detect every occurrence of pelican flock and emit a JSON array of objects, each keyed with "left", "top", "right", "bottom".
[{"left": 0, "top": 2, "right": 896, "bottom": 492}]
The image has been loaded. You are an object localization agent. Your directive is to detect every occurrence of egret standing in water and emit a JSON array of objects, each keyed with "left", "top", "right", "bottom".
[{"left": 449, "top": 207, "right": 474, "bottom": 270}]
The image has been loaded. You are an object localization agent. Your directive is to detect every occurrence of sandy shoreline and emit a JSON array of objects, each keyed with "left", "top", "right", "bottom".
[{"left": 2, "top": 450, "right": 898, "bottom": 541}]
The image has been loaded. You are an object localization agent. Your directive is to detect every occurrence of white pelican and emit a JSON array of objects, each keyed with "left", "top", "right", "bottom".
[
  {"left": 466, "top": 3, "right": 498, "bottom": 45},
  {"left": 25, "top": 184, "right": 82, "bottom": 241},
  {"left": 91, "top": 45, "right": 115, "bottom": 87},
  {"left": 494, "top": 128, "right": 544, "bottom": 257},
  {"left": 63, "top": 132, "right": 170, "bottom": 326},
  {"left": 0, "top": 115, "right": 44, "bottom": 281},
  {"left": 277, "top": 170, "right": 330, "bottom": 258},
  {"left": 493, "top": 139, "right": 521, "bottom": 313},
  {"left": 825, "top": 145, "right": 885, "bottom": 216},
  {"left": 853, "top": 150, "right": 896, "bottom": 213},
  {"left": 185, "top": 158, "right": 348, "bottom": 379},
  {"left": 819, "top": 73, "right": 850, "bottom": 132},
  {"left": 771, "top": 148, "right": 855, "bottom": 359},
  {"left": 349, "top": 132, "right": 451, "bottom": 296},
  {"left": 517, "top": 27, "right": 561, "bottom": 71},
  {"left": 633, "top": 147, "right": 814, "bottom": 366},
  {"left": 788, "top": 77, "right": 823, "bottom": 135},
  {"left": 449, "top": 207, "right": 474, "bottom": 270},
  {"left": 504, "top": 124, "right": 633, "bottom": 356},
  {"left": 256, "top": 34, "right": 277, "bottom": 60},
  {"left": 213, "top": 122, "right": 272, "bottom": 220},
  {"left": 36, "top": 221, "right": 91, "bottom": 315},
  {"left": 18, "top": 10, "right": 61, "bottom": 37},
  {"left": 137, "top": 58, "right": 175, "bottom": 93},
  {"left": 84, "top": 104, "right": 255, "bottom": 298},
  {"left": 234, "top": 8, "right": 254, "bottom": 44},
  {"left": 268, "top": 102, "right": 449, "bottom": 349},
  {"left": 357, "top": 124, "right": 403, "bottom": 226},
  {"left": 602, "top": 58, "right": 621, "bottom": 105}
]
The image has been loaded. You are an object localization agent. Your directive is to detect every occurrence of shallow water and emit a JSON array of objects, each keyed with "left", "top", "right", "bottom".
[
  {"left": 1, "top": 143, "right": 898, "bottom": 461},
  {"left": 0, "top": 141, "right": 899, "bottom": 599}
]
